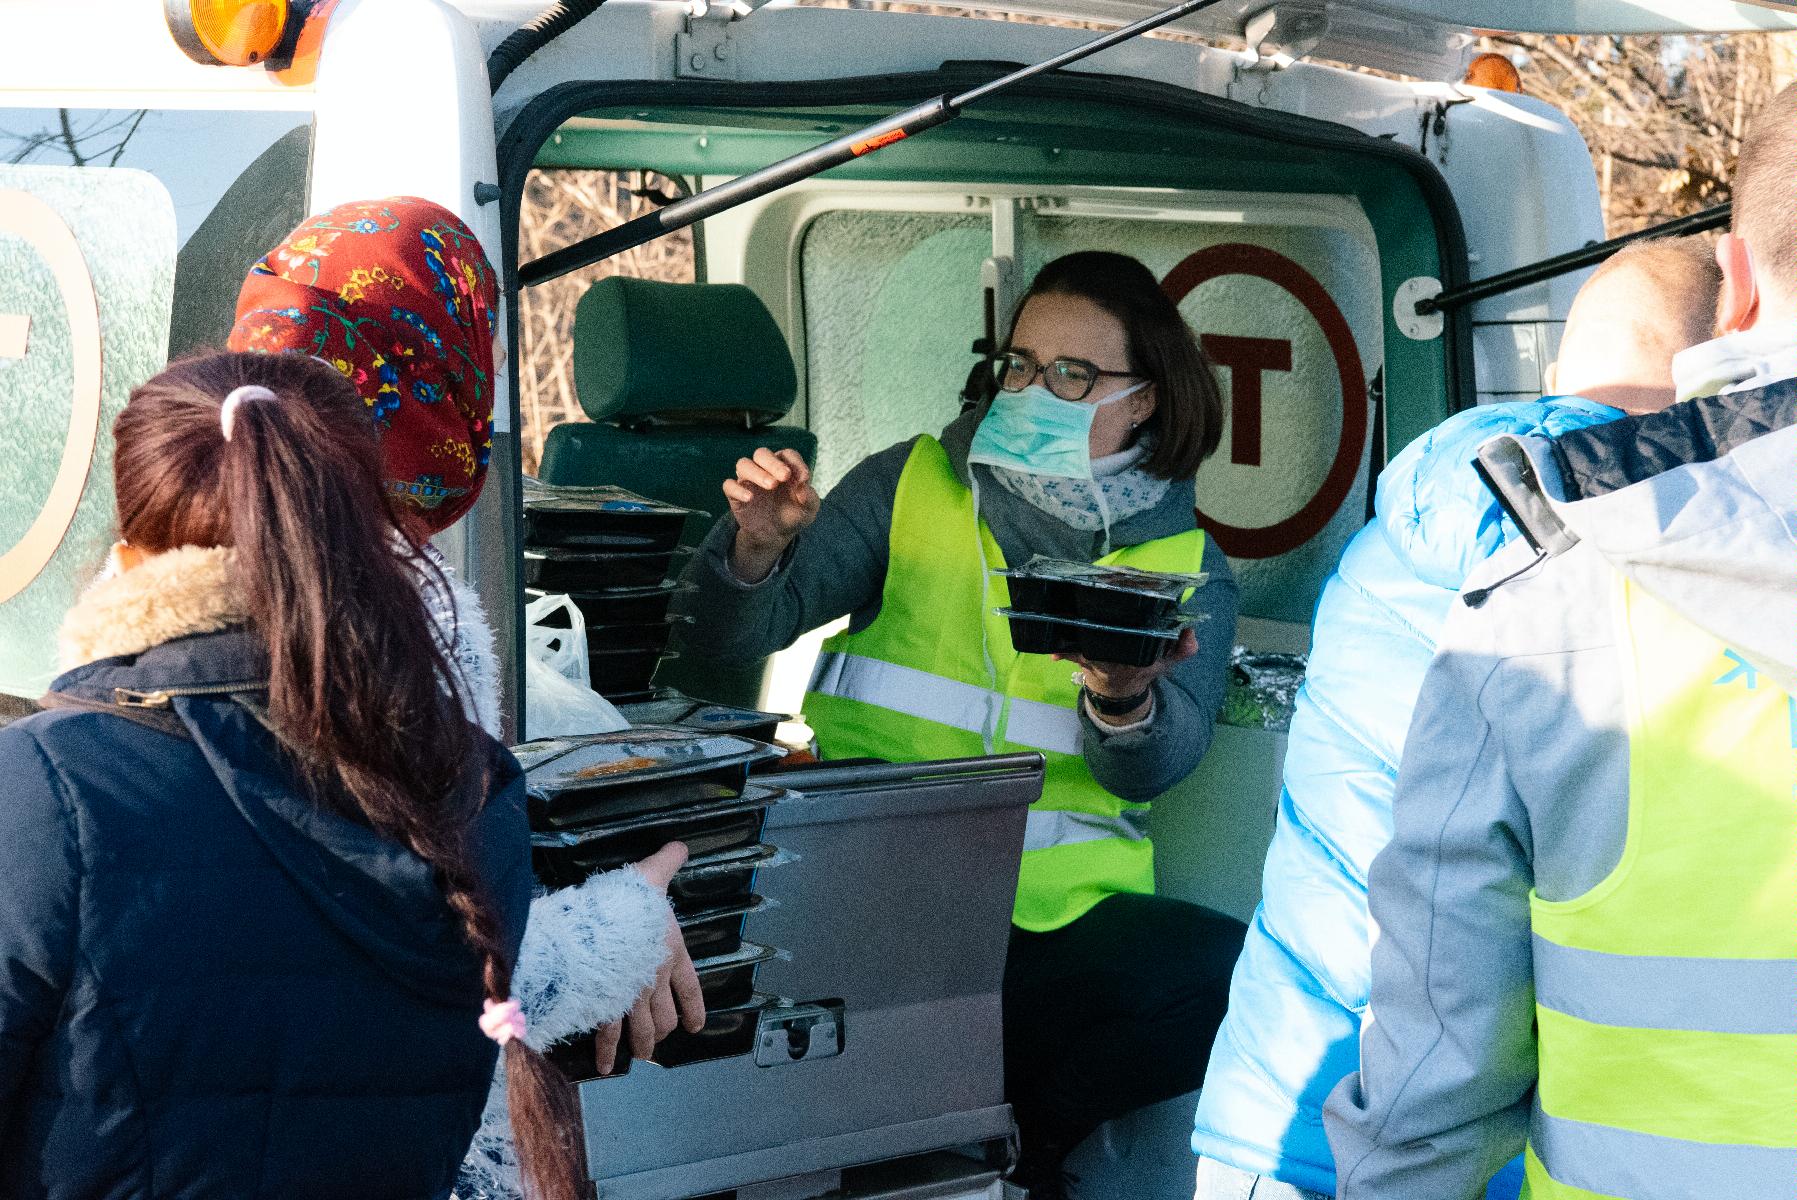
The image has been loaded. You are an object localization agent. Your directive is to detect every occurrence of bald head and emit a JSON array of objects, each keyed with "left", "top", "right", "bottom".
[{"left": 1550, "top": 237, "right": 1720, "bottom": 415}]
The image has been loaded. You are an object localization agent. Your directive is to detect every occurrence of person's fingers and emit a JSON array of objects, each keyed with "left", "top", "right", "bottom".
[
  {"left": 753, "top": 446, "right": 793, "bottom": 483},
  {"left": 627, "top": 996, "right": 655, "bottom": 1060},
  {"left": 632, "top": 841, "right": 689, "bottom": 891},
  {"left": 668, "top": 944, "right": 706, "bottom": 1032},
  {"left": 1171, "top": 628, "right": 1200, "bottom": 663},
  {"left": 650, "top": 976, "right": 679, "bottom": 1040},
  {"left": 777, "top": 448, "right": 811, "bottom": 486},
  {"left": 594, "top": 1020, "right": 623, "bottom": 1076},
  {"left": 722, "top": 478, "right": 756, "bottom": 506},
  {"left": 735, "top": 457, "right": 780, "bottom": 491}
]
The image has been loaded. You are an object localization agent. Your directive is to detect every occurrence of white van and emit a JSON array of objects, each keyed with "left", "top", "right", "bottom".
[{"left": 3, "top": 3, "right": 1792, "bottom": 1197}]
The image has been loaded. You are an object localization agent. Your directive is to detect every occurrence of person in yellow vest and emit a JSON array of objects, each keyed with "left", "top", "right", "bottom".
[
  {"left": 1323, "top": 84, "right": 1797, "bottom": 1200},
  {"left": 679, "top": 251, "right": 1246, "bottom": 1194}
]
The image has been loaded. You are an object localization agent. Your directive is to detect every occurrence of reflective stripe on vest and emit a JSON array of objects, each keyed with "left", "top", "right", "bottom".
[
  {"left": 1521, "top": 576, "right": 1797, "bottom": 1200},
  {"left": 809, "top": 650, "right": 1083, "bottom": 756},
  {"left": 801, "top": 435, "right": 1206, "bottom": 932}
]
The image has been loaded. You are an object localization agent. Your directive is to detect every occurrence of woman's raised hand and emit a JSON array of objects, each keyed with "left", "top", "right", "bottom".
[{"left": 725, "top": 447, "right": 819, "bottom": 584}]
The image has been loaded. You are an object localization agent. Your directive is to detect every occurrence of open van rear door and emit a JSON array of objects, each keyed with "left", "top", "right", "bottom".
[{"left": 962, "top": 0, "right": 1797, "bottom": 77}]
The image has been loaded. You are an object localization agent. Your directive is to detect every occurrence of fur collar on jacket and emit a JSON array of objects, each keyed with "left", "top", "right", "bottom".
[{"left": 58, "top": 545, "right": 246, "bottom": 671}]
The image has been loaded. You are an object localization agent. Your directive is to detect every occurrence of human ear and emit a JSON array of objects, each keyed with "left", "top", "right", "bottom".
[
  {"left": 1130, "top": 384, "right": 1157, "bottom": 427},
  {"left": 1714, "top": 233, "right": 1760, "bottom": 335},
  {"left": 1543, "top": 360, "right": 1559, "bottom": 395}
]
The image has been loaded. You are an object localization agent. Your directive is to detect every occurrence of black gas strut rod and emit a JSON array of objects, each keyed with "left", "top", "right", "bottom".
[
  {"left": 1417, "top": 201, "right": 1732, "bottom": 316},
  {"left": 518, "top": 0, "right": 1229, "bottom": 287}
]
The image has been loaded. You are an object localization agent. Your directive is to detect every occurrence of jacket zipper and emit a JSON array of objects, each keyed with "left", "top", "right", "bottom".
[{"left": 112, "top": 682, "right": 266, "bottom": 708}]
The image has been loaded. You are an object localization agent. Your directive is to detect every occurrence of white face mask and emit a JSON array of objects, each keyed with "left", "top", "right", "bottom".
[{"left": 965, "top": 381, "right": 1146, "bottom": 482}]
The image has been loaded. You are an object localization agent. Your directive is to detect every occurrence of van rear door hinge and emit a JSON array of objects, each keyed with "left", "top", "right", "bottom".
[{"left": 676, "top": 5, "right": 743, "bottom": 80}]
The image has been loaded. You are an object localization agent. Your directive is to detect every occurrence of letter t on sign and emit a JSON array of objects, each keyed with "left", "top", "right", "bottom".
[
  {"left": 0, "top": 313, "right": 27, "bottom": 360},
  {"left": 1200, "top": 334, "right": 1291, "bottom": 467}
]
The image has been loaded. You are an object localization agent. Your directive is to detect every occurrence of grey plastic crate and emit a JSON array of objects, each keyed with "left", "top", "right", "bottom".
[{"left": 578, "top": 753, "right": 1043, "bottom": 1200}]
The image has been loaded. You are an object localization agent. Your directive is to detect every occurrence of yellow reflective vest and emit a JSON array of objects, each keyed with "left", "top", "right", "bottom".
[
  {"left": 804, "top": 436, "right": 1207, "bottom": 932},
  {"left": 1522, "top": 577, "right": 1797, "bottom": 1200}
]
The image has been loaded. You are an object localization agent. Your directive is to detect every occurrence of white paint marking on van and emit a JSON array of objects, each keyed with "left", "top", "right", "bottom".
[{"left": 0, "top": 313, "right": 27, "bottom": 360}]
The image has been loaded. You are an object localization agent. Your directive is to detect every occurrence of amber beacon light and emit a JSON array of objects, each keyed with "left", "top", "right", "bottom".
[
  {"left": 1464, "top": 51, "right": 1523, "bottom": 93},
  {"left": 165, "top": 0, "right": 296, "bottom": 67}
]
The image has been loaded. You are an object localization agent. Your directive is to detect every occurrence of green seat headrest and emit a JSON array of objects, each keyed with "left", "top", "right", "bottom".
[{"left": 573, "top": 277, "right": 798, "bottom": 423}]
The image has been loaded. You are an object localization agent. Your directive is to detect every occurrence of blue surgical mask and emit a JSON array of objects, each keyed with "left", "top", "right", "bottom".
[{"left": 966, "top": 382, "right": 1145, "bottom": 481}]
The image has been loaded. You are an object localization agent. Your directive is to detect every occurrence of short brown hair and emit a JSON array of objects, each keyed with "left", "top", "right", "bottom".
[
  {"left": 1014, "top": 251, "right": 1224, "bottom": 479},
  {"left": 1733, "top": 82, "right": 1797, "bottom": 297},
  {"left": 1591, "top": 235, "right": 1721, "bottom": 350}
]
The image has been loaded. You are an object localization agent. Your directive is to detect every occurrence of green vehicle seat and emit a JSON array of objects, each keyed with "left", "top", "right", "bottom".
[{"left": 540, "top": 276, "right": 816, "bottom": 706}]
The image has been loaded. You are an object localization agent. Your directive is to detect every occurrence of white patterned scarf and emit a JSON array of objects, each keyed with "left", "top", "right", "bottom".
[{"left": 985, "top": 437, "right": 1172, "bottom": 534}]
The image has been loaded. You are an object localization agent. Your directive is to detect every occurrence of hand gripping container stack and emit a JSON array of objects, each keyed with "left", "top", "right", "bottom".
[
  {"left": 994, "top": 555, "right": 1208, "bottom": 664},
  {"left": 514, "top": 726, "right": 794, "bottom": 1080},
  {"left": 521, "top": 479, "right": 702, "bottom": 703}
]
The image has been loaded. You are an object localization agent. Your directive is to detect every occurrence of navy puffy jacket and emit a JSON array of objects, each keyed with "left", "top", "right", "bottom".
[
  {"left": 0, "top": 629, "right": 531, "bottom": 1200},
  {"left": 1191, "top": 399, "right": 1619, "bottom": 1195}
]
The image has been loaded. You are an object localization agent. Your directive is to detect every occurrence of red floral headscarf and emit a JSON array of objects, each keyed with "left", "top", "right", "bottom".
[{"left": 228, "top": 197, "right": 500, "bottom": 533}]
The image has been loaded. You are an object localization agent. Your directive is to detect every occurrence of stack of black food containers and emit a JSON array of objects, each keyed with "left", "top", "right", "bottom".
[
  {"left": 996, "top": 555, "right": 1208, "bottom": 664},
  {"left": 521, "top": 480, "right": 699, "bottom": 703},
  {"left": 516, "top": 727, "right": 792, "bottom": 1081}
]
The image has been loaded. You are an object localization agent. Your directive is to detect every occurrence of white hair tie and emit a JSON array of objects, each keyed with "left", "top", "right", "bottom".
[{"left": 220, "top": 385, "right": 278, "bottom": 442}]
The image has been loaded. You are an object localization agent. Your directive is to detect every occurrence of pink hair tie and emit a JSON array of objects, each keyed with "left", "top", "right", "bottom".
[{"left": 480, "top": 998, "right": 527, "bottom": 1047}]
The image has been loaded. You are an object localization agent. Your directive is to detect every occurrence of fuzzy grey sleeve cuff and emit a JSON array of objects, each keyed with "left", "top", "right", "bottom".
[{"left": 512, "top": 868, "right": 671, "bottom": 1051}]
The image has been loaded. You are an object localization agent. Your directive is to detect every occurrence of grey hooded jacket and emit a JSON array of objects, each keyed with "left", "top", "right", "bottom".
[
  {"left": 675, "top": 406, "right": 1239, "bottom": 802},
  {"left": 1323, "top": 370, "right": 1795, "bottom": 1198}
]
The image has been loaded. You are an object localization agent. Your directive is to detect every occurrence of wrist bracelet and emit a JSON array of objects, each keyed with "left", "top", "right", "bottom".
[{"left": 1085, "top": 686, "right": 1151, "bottom": 718}]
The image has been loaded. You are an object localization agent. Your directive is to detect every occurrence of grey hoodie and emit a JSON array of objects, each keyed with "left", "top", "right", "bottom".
[
  {"left": 675, "top": 406, "right": 1239, "bottom": 802},
  {"left": 1322, "top": 362, "right": 1796, "bottom": 1198}
]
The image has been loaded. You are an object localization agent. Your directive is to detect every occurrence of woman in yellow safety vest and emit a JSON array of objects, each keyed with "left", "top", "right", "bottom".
[{"left": 680, "top": 251, "right": 1246, "bottom": 1195}]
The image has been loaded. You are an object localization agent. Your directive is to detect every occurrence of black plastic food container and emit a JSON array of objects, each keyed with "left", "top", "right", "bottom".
[
  {"left": 527, "top": 584, "right": 690, "bottom": 628},
  {"left": 524, "top": 545, "right": 692, "bottom": 591},
  {"left": 999, "top": 557, "right": 1205, "bottom": 629},
  {"left": 551, "top": 995, "right": 772, "bottom": 1083},
  {"left": 677, "top": 895, "right": 765, "bottom": 960},
  {"left": 523, "top": 503, "right": 687, "bottom": 553},
  {"left": 669, "top": 844, "right": 780, "bottom": 917},
  {"left": 998, "top": 609, "right": 1185, "bottom": 668},
  {"left": 531, "top": 788, "right": 782, "bottom": 888},
  {"left": 616, "top": 690, "right": 788, "bottom": 745},
  {"left": 589, "top": 646, "right": 672, "bottom": 697},
  {"left": 520, "top": 728, "right": 783, "bottom": 828},
  {"left": 589, "top": 618, "right": 687, "bottom": 655},
  {"left": 694, "top": 941, "right": 778, "bottom": 1009}
]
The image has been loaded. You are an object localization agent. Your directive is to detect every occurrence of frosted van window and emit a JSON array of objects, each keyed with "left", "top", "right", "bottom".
[
  {"left": 799, "top": 209, "right": 988, "bottom": 493},
  {"left": 0, "top": 109, "right": 312, "bottom": 699}
]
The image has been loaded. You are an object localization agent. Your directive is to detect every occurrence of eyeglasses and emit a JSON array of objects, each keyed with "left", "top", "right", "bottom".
[{"left": 996, "top": 350, "right": 1139, "bottom": 403}]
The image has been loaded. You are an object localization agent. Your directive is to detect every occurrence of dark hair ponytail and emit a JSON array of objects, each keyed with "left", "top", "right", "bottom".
[{"left": 115, "top": 351, "right": 589, "bottom": 1200}]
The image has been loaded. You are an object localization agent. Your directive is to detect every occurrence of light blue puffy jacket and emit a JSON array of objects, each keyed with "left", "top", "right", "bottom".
[{"left": 1191, "top": 397, "right": 1621, "bottom": 1197}]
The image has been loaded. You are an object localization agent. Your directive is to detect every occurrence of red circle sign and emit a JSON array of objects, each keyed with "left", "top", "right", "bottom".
[{"left": 1163, "top": 243, "right": 1366, "bottom": 561}]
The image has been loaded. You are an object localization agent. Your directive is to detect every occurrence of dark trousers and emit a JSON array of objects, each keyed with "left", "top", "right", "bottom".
[{"left": 1003, "top": 892, "right": 1247, "bottom": 1164}]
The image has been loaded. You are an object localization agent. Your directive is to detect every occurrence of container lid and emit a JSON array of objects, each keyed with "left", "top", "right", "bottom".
[
  {"left": 675, "top": 893, "right": 767, "bottom": 927},
  {"left": 518, "top": 726, "right": 782, "bottom": 798},
  {"left": 692, "top": 941, "right": 781, "bottom": 976},
  {"left": 994, "top": 607, "right": 1204, "bottom": 640},
  {"left": 522, "top": 478, "right": 704, "bottom": 518},
  {"left": 1001, "top": 555, "right": 1208, "bottom": 601},
  {"left": 526, "top": 583, "right": 694, "bottom": 603},
  {"left": 524, "top": 544, "right": 695, "bottom": 565},
  {"left": 616, "top": 688, "right": 788, "bottom": 733},
  {"left": 678, "top": 843, "right": 782, "bottom": 877},
  {"left": 529, "top": 782, "right": 789, "bottom": 847}
]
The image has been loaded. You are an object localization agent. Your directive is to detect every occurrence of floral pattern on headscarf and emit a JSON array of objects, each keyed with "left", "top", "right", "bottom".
[{"left": 227, "top": 197, "right": 500, "bottom": 534}]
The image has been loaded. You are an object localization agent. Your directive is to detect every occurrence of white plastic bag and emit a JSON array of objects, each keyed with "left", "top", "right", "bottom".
[{"left": 524, "top": 593, "right": 629, "bottom": 740}]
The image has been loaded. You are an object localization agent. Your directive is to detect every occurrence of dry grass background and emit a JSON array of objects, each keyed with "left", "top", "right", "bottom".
[{"left": 516, "top": 169, "right": 694, "bottom": 475}]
